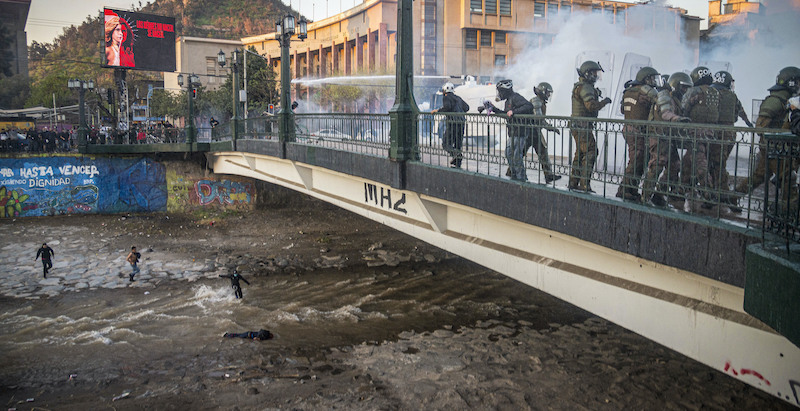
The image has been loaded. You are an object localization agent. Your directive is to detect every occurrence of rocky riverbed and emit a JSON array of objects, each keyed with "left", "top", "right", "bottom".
[{"left": 0, "top": 199, "right": 793, "bottom": 410}]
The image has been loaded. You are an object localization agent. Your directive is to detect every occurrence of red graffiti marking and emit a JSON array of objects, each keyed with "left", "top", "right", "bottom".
[{"left": 724, "top": 361, "right": 771, "bottom": 386}]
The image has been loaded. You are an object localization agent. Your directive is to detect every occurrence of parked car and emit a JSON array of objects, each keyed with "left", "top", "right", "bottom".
[
  {"left": 357, "top": 128, "right": 390, "bottom": 143},
  {"left": 311, "top": 129, "right": 351, "bottom": 141}
]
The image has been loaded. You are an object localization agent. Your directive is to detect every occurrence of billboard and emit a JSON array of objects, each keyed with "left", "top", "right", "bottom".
[{"left": 103, "top": 8, "right": 176, "bottom": 72}]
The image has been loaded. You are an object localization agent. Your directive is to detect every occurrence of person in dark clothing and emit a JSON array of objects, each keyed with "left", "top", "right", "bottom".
[
  {"left": 432, "top": 82, "right": 469, "bottom": 168},
  {"left": 209, "top": 117, "right": 220, "bottom": 128},
  {"left": 790, "top": 96, "right": 800, "bottom": 137},
  {"left": 223, "top": 329, "right": 273, "bottom": 340},
  {"left": 480, "top": 79, "right": 535, "bottom": 181},
  {"left": 219, "top": 270, "right": 250, "bottom": 299},
  {"left": 35, "top": 243, "right": 54, "bottom": 278}
]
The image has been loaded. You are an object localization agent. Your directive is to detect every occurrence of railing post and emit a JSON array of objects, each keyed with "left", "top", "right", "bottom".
[
  {"left": 388, "top": 0, "right": 419, "bottom": 166},
  {"left": 186, "top": 80, "right": 196, "bottom": 145}
]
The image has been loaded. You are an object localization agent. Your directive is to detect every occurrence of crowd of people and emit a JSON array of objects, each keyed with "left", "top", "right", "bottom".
[
  {"left": 0, "top": 127, "right": 74, "bottom": 153},
  {"left": 437, "top": 64, "right": 800, "bottom": 211}
]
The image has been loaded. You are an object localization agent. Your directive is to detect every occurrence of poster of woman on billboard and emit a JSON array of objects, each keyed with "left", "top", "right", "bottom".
[{"left": 104, "top": 10, "right": 135, "bottom": 68}]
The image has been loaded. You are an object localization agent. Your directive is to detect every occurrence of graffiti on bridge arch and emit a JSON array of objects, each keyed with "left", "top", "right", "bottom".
[{"left": 194, "top": 179, "right": 253, "bottom": 206}]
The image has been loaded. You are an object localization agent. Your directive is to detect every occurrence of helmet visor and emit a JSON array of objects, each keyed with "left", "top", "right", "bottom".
[{"left": 652, "top": 75, "right": 664, "bottom": 89}]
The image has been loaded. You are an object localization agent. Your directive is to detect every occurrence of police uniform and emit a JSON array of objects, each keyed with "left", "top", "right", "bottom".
[
  {"left": 569, "top": 80, "right": 608, "bottom": 191},
  {"left": 618, "top": 81, "right": 658, "bottom": 200},
  {"left": 681, "top": 83, "right": 720, "bottom": 199},
  {"left": 711, "top": 84, "right": 749, "bottom": 199},
  {"left": 528, "top": 94, "right": 558, "bottom": 182},
  {"left": 642, "top": 88, "right": 686, "bottom": 204}
]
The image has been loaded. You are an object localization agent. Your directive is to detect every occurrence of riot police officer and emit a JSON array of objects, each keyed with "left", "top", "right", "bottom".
[
  {"left": 711, "top": 70, "right": 752, "bottom": 211},
  {"left": 735, "top": 66, "right": 800, "bottom": 197},
  {"left": 528, "top": 82, "right": 561, "bottom": 183},
  {"left": 642, "top": 72, "right": 692, "bottom": 207},
  {"left": 482, "top": 79, "right": 535, "bottom": 182},
  {"left": 681, "top": 66, "right": 720, "bottom": 208},
  {"left": 617, "top": 66, "right": 661, "bottom": 202},
  {"left": 569, "top": 61, "right": 612, "bottom": 192}
]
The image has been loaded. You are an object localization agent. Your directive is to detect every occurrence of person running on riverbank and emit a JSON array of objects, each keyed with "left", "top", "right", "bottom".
[
  {"left": 35, "top": 243, "right": 54, "bottom": 278},
  {"left": 219, "top": 270, "right": 250, "bottom": 299},
  {"left": 223, "top": 329, "right": 273, "bottom": 340},
  {"left": 126, "top": 246, "right": 141, "bottom": 282}
]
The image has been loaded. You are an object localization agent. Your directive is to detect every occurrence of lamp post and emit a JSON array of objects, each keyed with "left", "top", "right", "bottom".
[
  {"left": 275, "top": 14, "right": 308, "bottom": 147},
  {"left": 218, "top": 49, "right": 242, "bottom": 149},
  {"left": 177, "top": 73, "right": 199, "bottom": 145},
  {"left": 67, "top": 78, "right": 94, "bottom": 151},
  {"left": 388, "top": 0, "right": 418, "bottom": 163}
]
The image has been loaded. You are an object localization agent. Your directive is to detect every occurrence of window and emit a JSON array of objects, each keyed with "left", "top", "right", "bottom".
[
  {"left": 499, "top": 0, "right": 511, "bottom": 15},
  {"left": 494, "top": 55, "right": 506, "bottom": 67},
  {"left": 534, "top": 2, "right": 545, "bottom": 17},
  {"left": 206, "top": 58, "right": 216, "bottom": 83},
  {"left": 465, "top": 29, "right": 478, "bottom": 49},
  {"left": 424, "top": 22, "right": 436, "bottom": 38},
  {"left": 485, "top": 0, "right": 497, "bottom": 14},
  {"left": 547, "top": 3, "right": 558, "bottom": 17},
  {"left": 495, "top": 31, "right": 506, "bottom": 44},
  {"left": 470, "top": 0, "right": 482, "bottom": 13},
  {"left": 480, "top": 30, "right": 492, "bottom": 46},
  {"left": 561, "top": 4, "right": 571, "bottom": 14}
]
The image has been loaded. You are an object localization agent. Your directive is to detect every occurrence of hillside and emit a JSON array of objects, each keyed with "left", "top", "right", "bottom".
[{"left": 20, "top": 0, "right": 300, "bottom": 109}]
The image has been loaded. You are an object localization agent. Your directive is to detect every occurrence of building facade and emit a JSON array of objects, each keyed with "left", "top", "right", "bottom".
[
  {"left": 165, "top": 36, "right": 243, "bottom": 93},
  {"left": 0, "top": 0, "right": 31, "bottom": 77},
  {"left": 240, "top": 0, "right": 700, "bottom": 82}
]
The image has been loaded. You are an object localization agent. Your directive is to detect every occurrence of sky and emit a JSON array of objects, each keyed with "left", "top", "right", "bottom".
[{"left": 25, "top": 0, "right": 709, "bottom": 46}]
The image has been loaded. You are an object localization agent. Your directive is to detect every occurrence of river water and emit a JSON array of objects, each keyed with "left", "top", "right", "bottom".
[{"left": 0, "top": 206, "right": 792, "bottom": 409}]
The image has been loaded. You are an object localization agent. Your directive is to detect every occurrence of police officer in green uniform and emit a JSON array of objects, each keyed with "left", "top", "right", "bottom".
[
  {"left": 528, "top": 82, "right": 561, "bottom": 183},
  {"left": 569, "top": 61, "right": 612, "bottom": 192},
  {"left": 617, "top": 67, "right": 661, "bottom": 202},
  {"left": 642, "top": 72, "right": 692, "bottom": 207},
  {"left": 710, "top": 71, "right": 752, "bottom": 212},
  {"left": 734, "top": 66, "right": 800, "bottom": 197},
  {"left": 681, "top": 66, "right": 720, "bottom": 208}
]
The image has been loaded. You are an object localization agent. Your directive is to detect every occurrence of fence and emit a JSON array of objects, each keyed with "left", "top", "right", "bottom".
[
  {"left": 117, "top": 111, "right": 797, "bottom": 230},
  {"left": 762, "top": 133, "right": 800, "bottom": 253}
]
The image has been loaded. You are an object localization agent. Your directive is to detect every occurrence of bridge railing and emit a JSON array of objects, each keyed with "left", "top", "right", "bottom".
[
  {"left": 167, "top": 112, "right": 796, "bottom": 228},
  {"left": 763, "top": 133, "right": 800, "bottom": 253}
]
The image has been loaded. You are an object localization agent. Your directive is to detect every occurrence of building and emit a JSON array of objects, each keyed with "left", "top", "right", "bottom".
[
  {"left": 164, "top": 36, "right": 243, "bottom": 93},
  {"left": 0, "top": 0, "right": 31, "bottom": 77},
  {"left": 704, "top": 0, "right": 800, "bottom": 45},
  {"left": 240, "top": 0, "right": 700, "bottom": 84}
]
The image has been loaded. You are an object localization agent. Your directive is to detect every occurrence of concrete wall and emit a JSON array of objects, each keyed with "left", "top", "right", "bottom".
[{"left": 0, "top": 154, "right": 257, "bottom": 218}]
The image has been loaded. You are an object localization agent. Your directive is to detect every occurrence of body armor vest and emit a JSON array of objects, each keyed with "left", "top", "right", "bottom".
[
  {"left": 622, "top": 85, "right": 654, "bottom": 120},
  {"left": 687, "top": 85, "right": 720, "bottom": 124},
  {"left": 572, "top": 81, "right": 599, "bottom": 118},
  {"left": 717, "top": 88, "right": 738, "bottom": 125}
]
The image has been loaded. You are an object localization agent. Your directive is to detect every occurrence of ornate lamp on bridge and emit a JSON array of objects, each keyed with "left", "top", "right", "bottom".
[
  {"left": 275, "top": 13, "right": 308, "bottom": 151},
  {"left": 177, "top": 73, "right": 200, "bottom": 145},
  {"left": 67, "top": 78, "right": 94, "bottom": 151}
]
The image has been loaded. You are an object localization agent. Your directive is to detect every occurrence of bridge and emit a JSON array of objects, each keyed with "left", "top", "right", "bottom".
[{"left": 78, "top": 109, "right": 800, "bottom": 406}]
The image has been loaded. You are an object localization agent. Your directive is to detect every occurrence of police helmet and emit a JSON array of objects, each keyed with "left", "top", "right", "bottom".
[
  {"left": 690, "top": 66, "right": 713, "bottom": 86},
  {"left": 534, "top": 82, "right": 553, "bottom": 99},
  {"left": 442, "top": 82, "right": 455, "bottom": 94},
  {"left": 668, "top": 72, "right": 693, "bottom": 90},
  {"left": 635, "top": 67, "right": 660, "bottom": 84},
  {"left": 578, "top": 61, "right": 604, "bottom": 79},
  {"left": 496, "top": 79, "right": 513, "bottom": 90},
  {"left": 776, "top": 66, "right": 800, "bottom": 92},
  {"left": 713, "top": 71, "right": 734, "bottom": 88}
]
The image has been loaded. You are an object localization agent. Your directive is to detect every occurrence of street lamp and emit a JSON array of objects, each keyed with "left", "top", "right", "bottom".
[
  {"left": 275, "top": 14, "right": 308, "bottom": 147},
  {"left": 217, "top": 49, "right": 242, "bottom": 149},
  {"left": 67, "top": 78, "right": 94, "bottom": 151},
  {"left": 177, "top": 73, "right": 199, "bottom": 145}
]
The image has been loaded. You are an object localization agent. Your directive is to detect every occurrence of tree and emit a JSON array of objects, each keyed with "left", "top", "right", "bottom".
[
  {"left": 204, "top": 47, "right": 279, "bottom": 119},
  {"left": 0, "top": 22, "right": 13, "bottom": 77}
]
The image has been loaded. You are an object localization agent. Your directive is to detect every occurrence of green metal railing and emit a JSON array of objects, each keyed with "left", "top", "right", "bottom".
[
  {"left": 93, "top": 112, "right": 793, "bottom": 230},
  {"left": 763, "top": 132, "right": 800, "bottom": 253}
]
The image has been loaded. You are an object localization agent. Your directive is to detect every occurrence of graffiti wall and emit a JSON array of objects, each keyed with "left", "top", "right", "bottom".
[
  {"left": 0, "top": 155, "right": 256, "bottom": 218},
  {"left": 166, "top": 168, "right": 255, "bottom": 213},
  {"left": 0, "top": 157, "right": 167, "bottom": 217}
]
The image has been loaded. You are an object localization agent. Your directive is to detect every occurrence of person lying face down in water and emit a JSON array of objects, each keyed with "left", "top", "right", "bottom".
[{"left": 223, "top": 329, "right": 273, "bottom": 340}]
